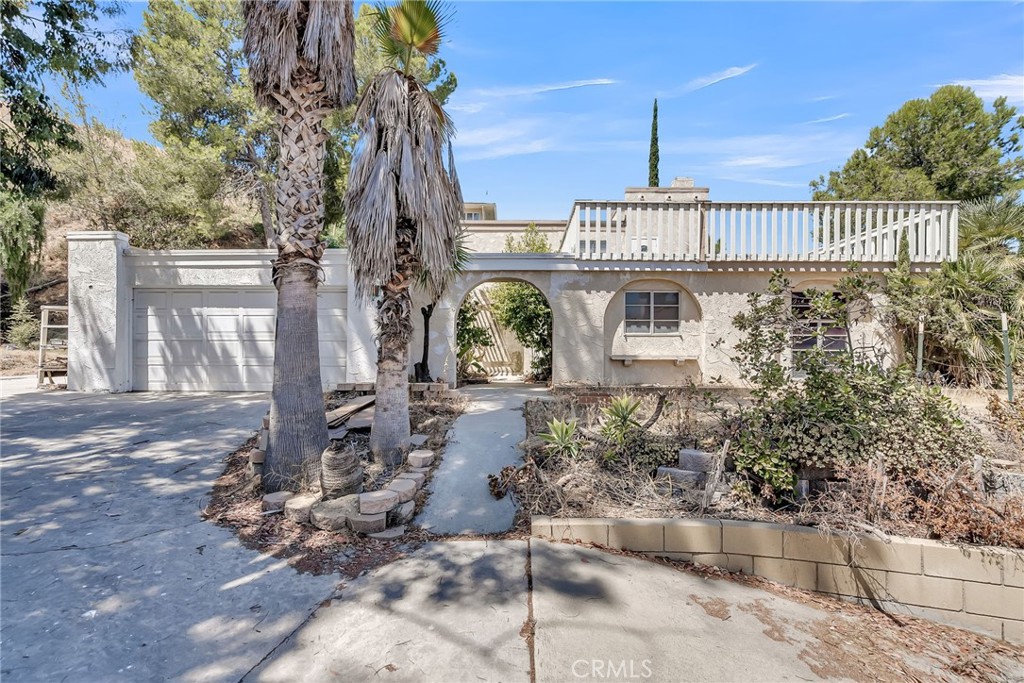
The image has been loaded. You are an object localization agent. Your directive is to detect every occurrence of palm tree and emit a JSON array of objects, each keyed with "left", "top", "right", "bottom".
[
  {"left": 345, "top": 1, "right": 462, "bottom": 465},
  {"left": 888, "top": 193, "right": 1024, "bottom": 385},
  {"left": 240, "top": 1, "right": 357, "bottom": 491}
]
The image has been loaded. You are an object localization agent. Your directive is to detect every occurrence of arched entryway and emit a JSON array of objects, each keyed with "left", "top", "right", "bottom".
[{"left": 454, "top": 278, "right": 552, "bottom": 384}]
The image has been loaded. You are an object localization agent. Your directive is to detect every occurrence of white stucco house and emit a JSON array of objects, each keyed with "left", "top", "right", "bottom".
[{"left": 66, "top": 177, "right": 958, "bottom": 392}]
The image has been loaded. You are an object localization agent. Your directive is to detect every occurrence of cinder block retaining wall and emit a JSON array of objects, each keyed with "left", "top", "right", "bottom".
[{"left": 531, "top": 517, "right": 1024, "bottom": 644}]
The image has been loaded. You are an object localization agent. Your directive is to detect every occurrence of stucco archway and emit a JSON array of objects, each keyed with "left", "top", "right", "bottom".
[{"left": 410, "top": 266, "right": 555, "bottom": 387}]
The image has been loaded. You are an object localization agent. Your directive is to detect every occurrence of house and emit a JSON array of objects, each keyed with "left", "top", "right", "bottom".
[{"left": 66, "top": 177, "right": 958, "bottom": 392}]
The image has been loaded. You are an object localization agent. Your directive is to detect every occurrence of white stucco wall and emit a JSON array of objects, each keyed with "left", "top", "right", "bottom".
[{"left": 67, "top": 232, "right": 892, "bottom": 392}]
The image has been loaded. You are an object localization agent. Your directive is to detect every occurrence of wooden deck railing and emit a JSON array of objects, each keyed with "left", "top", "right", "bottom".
[{"left": 560, "top": 201, "right": 959, "bottom": 263}]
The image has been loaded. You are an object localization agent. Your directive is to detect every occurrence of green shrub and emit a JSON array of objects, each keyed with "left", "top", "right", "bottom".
[
  {"left": 456, "top": 296, "right": 493, "bottom": 378},
  {"left": 6, "top": 298, "right": 39, "bottom": 349},
  {"left": 729, "top": 270, "right": 986, "bottom": 498}
]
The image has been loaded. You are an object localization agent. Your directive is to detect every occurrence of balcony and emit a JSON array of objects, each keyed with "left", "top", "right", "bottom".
[{"left": 560, "top": 201, "right": 959, "bottom": 264}]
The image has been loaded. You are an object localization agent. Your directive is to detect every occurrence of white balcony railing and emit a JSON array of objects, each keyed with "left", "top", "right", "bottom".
[{"left": 560, "top": 201, "right": 959, "bottom": 263}]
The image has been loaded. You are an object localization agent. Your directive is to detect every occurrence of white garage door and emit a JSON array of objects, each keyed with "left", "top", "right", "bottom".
[{"left": 133, "top": 288, "right": 347, "bottom": 391}]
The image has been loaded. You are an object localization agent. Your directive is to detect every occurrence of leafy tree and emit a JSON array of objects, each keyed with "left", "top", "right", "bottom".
[
  {"left": 345, "top": 0, "right": 462, "bottom": 466},
  {"left": 490, "top": 224, "right": 553, "bottom": 381},
  {"left": 812, "top": 86, "right": 1024, "bottom": 201},
  {"left": 0, "top": 189, "right": 45, "bottom": 301},
  {"left": 648, "top": 98, "right": 659, "bottom": 187},
  {"left": 50, "top": 83, "right": 258, "bottom": 249},
  {"left": 133, "top": 0, "right": 277, "bottom": 244},
  {"left": 1, "top": 0, "right": 131, "bottom": 195},
  {"left": 1, "top": 0, "right": 128, "bottom": 300},
  {"left": 241, "top": 0, "right": 357, "bottom": 492}
]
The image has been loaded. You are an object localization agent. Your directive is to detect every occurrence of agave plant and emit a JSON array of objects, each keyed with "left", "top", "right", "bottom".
[
  {"left": 539, "top": 418, "right": 583, "bottom": 459},
  {"left": 345, "top": 1, "right": 462, "bottom": 465},
  {"left": 240, "top": 0, "right": 356, "bottom": 492},
  {"left": 600, "top": 395, "right": 643, "bottom": 445}
]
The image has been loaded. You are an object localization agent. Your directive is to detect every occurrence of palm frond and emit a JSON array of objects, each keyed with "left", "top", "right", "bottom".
[
  {"left": 345, "top": 67, "right": 462, "bottom": 302},
  {"left": 371, "top": 0, "right": 452, "bottom": 69},
  {"left": 241, "top": 0, "right": 357, "bottom": 109}
]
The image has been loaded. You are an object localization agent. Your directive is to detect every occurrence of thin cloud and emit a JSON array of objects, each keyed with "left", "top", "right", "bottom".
[
  {"left": 472, "top": 78, "right": 617, "bottom": 99},
  {"left": 720, "top": 176, "right": 807, "bottom": 189},
  {"left": 947, "top": 73, "right": 1024, "bottom": 103},
  {"left": 721, "top": 154, "right": 812, "bottom": 169},
  {"left": 803, "top": 113, "right": 852, "bottom": 125},
  {"left": 449, "top": 78, "right": 618, "bottom": 115},
  {"left": 685, "top": 64, "right": 758, "bottom": 92},
  {"left": 809, "top": 95, "right": 837, "bottom": 102}
]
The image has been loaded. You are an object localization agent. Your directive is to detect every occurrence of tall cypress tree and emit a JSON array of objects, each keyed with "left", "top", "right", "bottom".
[{"left": 648, "top": 98, "right": 659, "bottom": 187}]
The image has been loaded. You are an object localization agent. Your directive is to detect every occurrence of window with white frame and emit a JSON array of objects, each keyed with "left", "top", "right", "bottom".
[
  {"left": 791, "top": 291, "right": 848, "bottom": 361},
  {"left": 463, "top": 211, "right": 482, "bottom": 220},
  {"left": 579, "top": 239, "right": 608, "bottom": 254},
  {"left": 625, "top": 291, "right": 680, "bottom": 334}
]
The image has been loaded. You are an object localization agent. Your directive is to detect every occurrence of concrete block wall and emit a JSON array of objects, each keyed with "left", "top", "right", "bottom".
[{"left": 531, "top": 516, "right": 1024, "bottom": 643}]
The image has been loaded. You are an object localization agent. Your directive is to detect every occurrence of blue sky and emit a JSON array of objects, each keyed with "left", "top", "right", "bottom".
[{"left": 79, "top": 1, "right": 1024, "bottom": 219}]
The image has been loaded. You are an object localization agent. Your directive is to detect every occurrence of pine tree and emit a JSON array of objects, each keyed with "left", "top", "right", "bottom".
[{"left": 648, "top": 98, "right": 659, "bottom": 187}]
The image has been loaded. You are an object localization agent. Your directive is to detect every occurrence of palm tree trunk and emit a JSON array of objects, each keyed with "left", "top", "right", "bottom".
[
  {"left": 264, "top": 67, "right": 331, "bottom": 492},
  {"left": 371, "top": 223, "right": 417, "bottom": 466}
]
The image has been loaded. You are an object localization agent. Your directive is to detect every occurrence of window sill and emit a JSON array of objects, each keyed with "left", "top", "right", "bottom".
[
  {"left": 610, "top": 354, "right": 699, "bottom": 367},
  {"left": 623, "top": 332, "right": 683, "bottom": 338}
]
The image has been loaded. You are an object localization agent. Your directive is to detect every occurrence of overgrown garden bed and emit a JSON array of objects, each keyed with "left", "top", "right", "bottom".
[
  {"left": 203, "top": 390, "right": 465, "bottom": 576},
  {"left": 492, "top": 271, "right": 1024, "bottom": 550}
]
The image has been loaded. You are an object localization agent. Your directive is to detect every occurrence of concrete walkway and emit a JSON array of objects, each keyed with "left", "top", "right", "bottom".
[
  {"left": 0, "top": 391, "right": 338, "bottom": 683},
  {"left": 416, "top": 384, "right": 549, "bottom": 535}
]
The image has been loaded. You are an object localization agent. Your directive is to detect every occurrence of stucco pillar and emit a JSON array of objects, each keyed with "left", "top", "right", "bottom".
[
  {"left": 67, "top": 231, "right": 132, "bottom": 392},
  {"left": 345, "top": 288, "right": 377, "bottom": 383}
]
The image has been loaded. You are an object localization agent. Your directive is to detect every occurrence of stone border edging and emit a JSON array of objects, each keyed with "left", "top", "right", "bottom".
[{"left": 531, "top": 516, "right": 1024, "bottom": 644}]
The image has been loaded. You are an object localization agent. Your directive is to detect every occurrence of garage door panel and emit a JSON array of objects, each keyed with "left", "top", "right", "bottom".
[
  {"left": 135, "top": 290, "right": 168, "bottom": 309},
  {"left": 169, "top": 291, "right": 204, "bottom": 308},
  {"left": 206, "top": 313, "right": 240, "bottom": 338},
  {"left": 152, "top": 339, "right": 206, "bottom": 364},
  {"left": 134, "top": 288, "right": 348, "bottom": 391},
  {"left": 206, "top": 291, "right": 242, "bottom": 308},
  {"left": 242, "top": 338, "right": 276, "bottom": 361},
  {"left": 241, "top": 313, "right": 275, "bottom": 337},
  {"left": 164, "top": 313, "right": 204, "bottom": 339},
  {"left": 239, "top": 290, "right": 277, "bottom": 309}
]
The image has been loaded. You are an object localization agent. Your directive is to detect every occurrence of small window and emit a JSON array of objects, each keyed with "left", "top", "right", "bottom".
[
  {"left": 625, "top": 291, "right": 679, "bottom": 334},
  {"left": 791, "top": 291, "right": 848, "bottom": 361},
  {"left": 464, "top": 211, "right": 482, "bottom": 220}
]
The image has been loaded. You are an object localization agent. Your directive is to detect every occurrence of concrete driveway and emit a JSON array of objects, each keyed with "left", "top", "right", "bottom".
[{"left": 0, "top": 390, "right": 338, "bottom": 682}]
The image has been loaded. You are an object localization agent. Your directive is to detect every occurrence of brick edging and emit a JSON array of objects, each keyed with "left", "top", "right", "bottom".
[{"left": 531, "top": 516, "right": 1023, "bottom": 644}]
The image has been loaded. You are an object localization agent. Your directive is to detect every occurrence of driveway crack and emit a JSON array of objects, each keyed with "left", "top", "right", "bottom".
[{"left": 236, "top": 586, "right": 340, "bottom": 682}]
